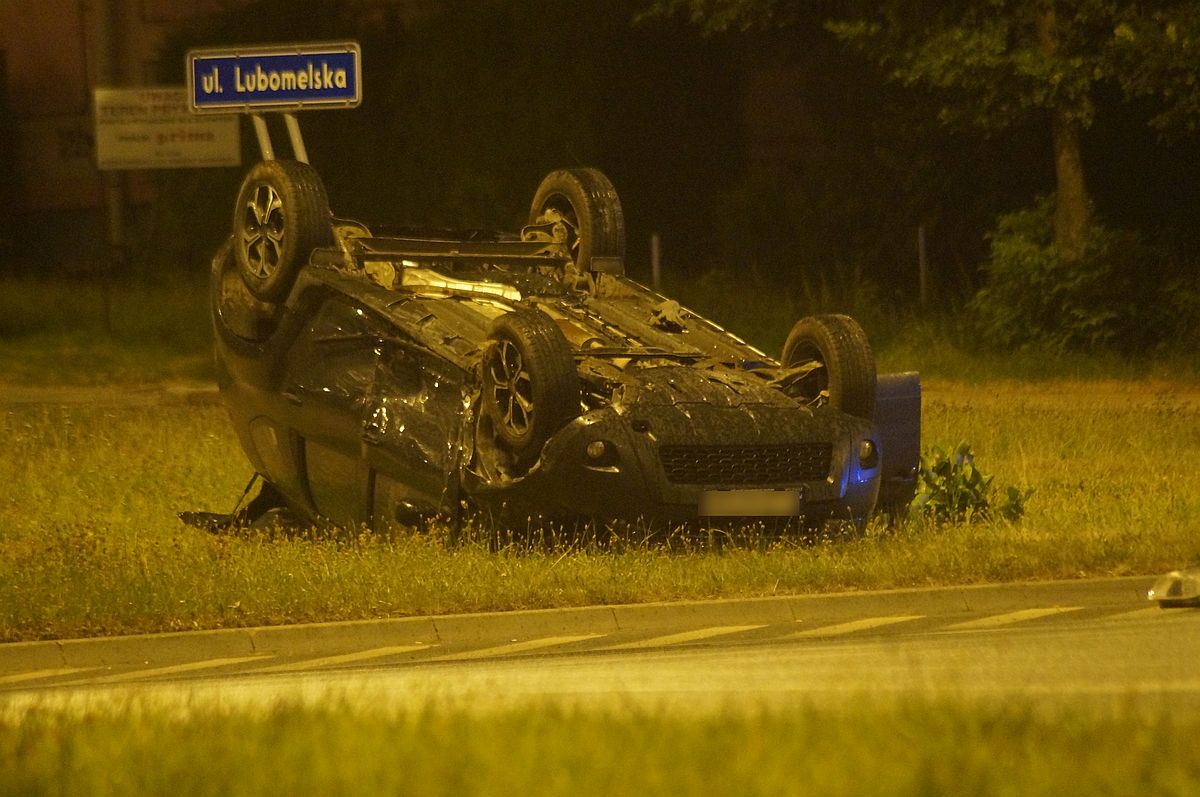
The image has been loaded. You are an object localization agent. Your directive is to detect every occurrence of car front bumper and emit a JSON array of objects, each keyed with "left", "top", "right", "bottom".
[{"left": 463, "top": 403, "right": 881, "bottom": 528}]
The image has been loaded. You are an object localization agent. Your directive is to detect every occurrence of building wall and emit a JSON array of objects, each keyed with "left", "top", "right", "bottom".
[
  {"left": 0, "top": 0, "right": 236, "bottom": 270},
  {"left": 2, "top": 0, "right": 98, "bottom": 209},
  {"left": 0, "top": 0, "right": 433, "bottom": 215},
  {"left": 0, "top": 0, "right": 230, "bottom": 210}
]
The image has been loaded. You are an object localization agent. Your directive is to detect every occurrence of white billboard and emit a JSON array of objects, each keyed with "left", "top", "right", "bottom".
[{"left": 94, "top": 86, "right": 240, "bottom": 170}]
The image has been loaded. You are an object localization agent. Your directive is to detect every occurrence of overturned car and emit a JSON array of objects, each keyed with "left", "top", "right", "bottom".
[{"left": 204, "top": 159, "right": 921, "bottom": 533}]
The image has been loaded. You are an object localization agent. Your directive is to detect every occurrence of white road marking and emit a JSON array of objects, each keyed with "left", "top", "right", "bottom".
[
  {"left": 427, "top": 634, "right": 603, "bottom": 662},
  {"left": 943, "top": 607, "right": 1083, "bottom": 631},
  {"left": 0, "top": 667, "right": 99, "bottom": 686},
  {"left": 252, "top": 644, "right": 434, "bottom": 674},
  {"left": 60, "top": 654, "right": 274, "bottom": 686},
  {"left": 786, "top": 616, "right": 925, "bottom": 639},
  {"left": 602, "top": 625, "right": 767, "bottom": 651}
]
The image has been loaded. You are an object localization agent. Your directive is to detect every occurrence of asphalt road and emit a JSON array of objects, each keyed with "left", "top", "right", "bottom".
[{"left": 2, "top": 576, "right": 1196, "bottom": 717}]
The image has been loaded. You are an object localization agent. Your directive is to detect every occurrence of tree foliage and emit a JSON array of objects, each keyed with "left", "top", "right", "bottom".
[
  {"left": 833, "top": 1, "right": 1112, "bottom": 263},
  {"left": 1109, "top": 4, "right": 1200, "bottom": 135},
  {"left": 649, "top": 0, "right": 1200, "bottom": 135},
  {"left": 638, "top": 0, "right": 795, "bottom": 32},
  {"left": 829, "top": 1, "right": 1115, "bottom": 130},
  {"left": 648, "top": 0, "right": 1200, "bottom": 353}
]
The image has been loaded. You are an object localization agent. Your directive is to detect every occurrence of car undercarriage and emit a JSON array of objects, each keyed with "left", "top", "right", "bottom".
[{"left": 189, "top": 155, "right": 921, "bottom": 537}]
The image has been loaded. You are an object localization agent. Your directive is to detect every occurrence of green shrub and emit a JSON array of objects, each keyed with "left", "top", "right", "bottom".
[
  {"left": 1159, "top": 274, "right": 1200, "bottom": 352},
  {"left": 911, "top": 443, "right": 1029, "bottom": 524},
  {"left": 967, "top": 197, "right": 1171, "bottom": 353}
]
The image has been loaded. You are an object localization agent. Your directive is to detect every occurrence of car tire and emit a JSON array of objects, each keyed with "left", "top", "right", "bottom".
[
  {"left": 482, "top": 309, "right": 579, "bottom": 469},
  {"left": 781, "top": 314, "right": 876, "bottom": 419},
  {"left": 529, "top": 168, "right": 625, "bottom": 275},
  {"left": 233, "top": 159, "right": 333, "bottom": 302}
]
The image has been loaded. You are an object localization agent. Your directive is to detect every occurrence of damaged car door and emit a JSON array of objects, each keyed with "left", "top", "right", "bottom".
[
  {"left": 365, "top": 333, "right": 467, "bottom": 530},
  {"left": 279, "top": 295, "right": 386, "bottom": 528},
  {"left": 280, "top": 295, "right": 468, "bottom": 530}
]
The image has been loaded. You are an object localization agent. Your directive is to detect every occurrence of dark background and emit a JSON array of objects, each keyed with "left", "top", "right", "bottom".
[{"left": 4, "top": 0, "right": 1199, "bottom": 324}]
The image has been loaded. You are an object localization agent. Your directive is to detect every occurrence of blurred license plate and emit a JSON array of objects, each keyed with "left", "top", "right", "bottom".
[{"left": 699, "top": 488, "right": 802, "bottom": 517}]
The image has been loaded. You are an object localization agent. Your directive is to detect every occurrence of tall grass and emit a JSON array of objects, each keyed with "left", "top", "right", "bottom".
[{"left": 3, "top": 699, "right": 1198, "bottom": 796}]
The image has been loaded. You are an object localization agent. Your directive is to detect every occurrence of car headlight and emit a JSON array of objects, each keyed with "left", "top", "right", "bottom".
[
  {"left": 582, "top": 439, "right": 621, "bottom": 471},
  {"left": 858, "top": 439, "right": 879, "bottom": 470}
]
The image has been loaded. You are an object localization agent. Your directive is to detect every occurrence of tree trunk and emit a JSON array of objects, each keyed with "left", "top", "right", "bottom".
[
  {"left": 1037, "top": 0, "right": 1092, "bottom": 264},
  {"left": 1051, "top": 110, "right": 1091, "bottom": 264}
]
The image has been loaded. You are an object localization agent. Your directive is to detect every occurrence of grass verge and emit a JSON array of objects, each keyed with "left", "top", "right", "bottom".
[
  {"left": 3, "top": 276, "right": 1199, "bottom": 641},
  {"left": 1, "top": 378, "right": 1197, "bottom": 641},
  {"left": 0, "top": 277, "right": 213, "bottom": 385},
  {"left": 3, "top": 699, "right": 1198, "bottom": 796}
]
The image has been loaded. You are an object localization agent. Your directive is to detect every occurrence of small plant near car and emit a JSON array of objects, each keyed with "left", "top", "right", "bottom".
[{"left": 911, "top": 442, "right": 1030, "bottom": 524}]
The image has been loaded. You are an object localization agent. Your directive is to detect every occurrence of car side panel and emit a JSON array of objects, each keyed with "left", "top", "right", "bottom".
[
  {"left": 365, "top": 340, "right": 470, "bottom": 527},
  {"left": 277, "top": 296, "right": 383, "bottom": 527}
]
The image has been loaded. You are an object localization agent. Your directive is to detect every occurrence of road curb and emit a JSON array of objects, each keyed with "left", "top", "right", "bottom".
[{"left": 0, "top": 576, "right": 1156, "bottom": 672}]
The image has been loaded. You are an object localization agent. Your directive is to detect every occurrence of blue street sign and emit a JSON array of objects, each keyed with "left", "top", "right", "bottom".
[{"left": 187, "top": 42, "right": 361, "bottom": 112}]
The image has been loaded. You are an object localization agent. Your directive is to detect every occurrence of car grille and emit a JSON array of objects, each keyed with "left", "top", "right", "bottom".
[{"left": 658, "top": 443, "right": 833, "bottom": 485}]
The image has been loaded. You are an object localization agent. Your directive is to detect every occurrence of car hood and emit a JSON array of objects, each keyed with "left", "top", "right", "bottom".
[
  {"left": 608, "top": 363, "right": 865, "bottom": 447},
  {"left": 613, "top": 363, "right": 794, "bottom": 410}
]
